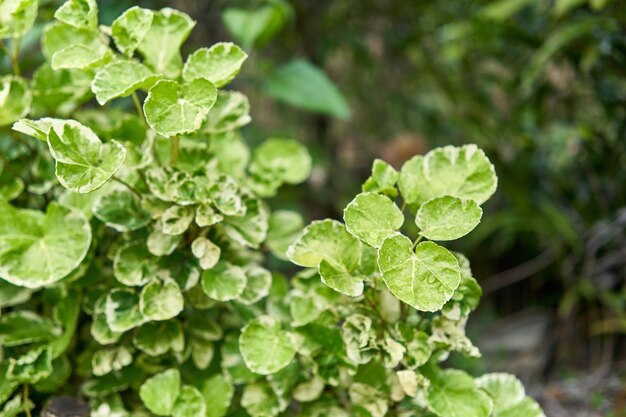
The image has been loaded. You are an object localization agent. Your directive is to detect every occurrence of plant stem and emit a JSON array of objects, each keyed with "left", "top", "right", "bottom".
[
  {"left": 171, "top": 136, "right": 179, "bottom": 166},
  {"left": 132, "top": 92, "right": 147, "bottom": 127},
  {"left": 11, "top": 38, "right": 20, "bottom": 76},
  {"left": 412, "top": 235, "right": 423, "bottom": 250},
  {"left": 400, "top": 201, "right": 407, "bottom": 212},
  {"left": 112, "top": 176, "right": 142, "bottom": 198},
  {"left": 23, "top": 385, "right": 31, "bottom": 417}
]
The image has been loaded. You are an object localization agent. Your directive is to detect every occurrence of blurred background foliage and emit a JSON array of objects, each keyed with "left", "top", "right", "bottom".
[{"left": 3, "top": 0, "right": 626, "bottom": 407}]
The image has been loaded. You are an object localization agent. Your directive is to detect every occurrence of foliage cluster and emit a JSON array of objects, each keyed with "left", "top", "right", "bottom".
[{"left": 0, "top": 1, "right": 545, "bottom": 416}]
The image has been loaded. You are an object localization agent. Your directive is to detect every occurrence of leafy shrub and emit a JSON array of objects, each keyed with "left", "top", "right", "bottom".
[{"left": 0, "top": 1, "right": 545, "bottom": 416}]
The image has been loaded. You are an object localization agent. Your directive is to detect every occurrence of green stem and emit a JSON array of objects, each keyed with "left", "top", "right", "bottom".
[
  {"left": 412, "top": 235, "right": 423, "bottom": 250},
  {"left": 23, "top": 385, "right": 31, "bottom": 417},
  {"left": 112, "top": 176, "right": 142, "bottom": 198},
  {"left": 132, "top": 92, "right": 147, "bottom": 127},
  {"left": 11, "top": 38, "right": 20, "bottom": 76},
  {"left": 400, "top": 201, "right": 407, "bottom": 212},
  {"left": 171, "top": 136, "right": 179, "bottom": 166}
]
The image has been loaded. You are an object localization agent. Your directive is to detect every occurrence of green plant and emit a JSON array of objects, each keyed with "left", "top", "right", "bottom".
[{"left": 0, "top": 1, "right": 544, "bottom": 416}]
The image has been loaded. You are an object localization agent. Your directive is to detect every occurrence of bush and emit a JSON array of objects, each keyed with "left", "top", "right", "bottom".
[{"left": 0, "top": 1, "right": 544, "bottom": 416}]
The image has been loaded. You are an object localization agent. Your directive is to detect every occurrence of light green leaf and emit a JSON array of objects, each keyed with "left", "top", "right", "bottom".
[
  {"left": 222, "top": 2, "right": 291, "bottom": 49},
  {"left": 93, "top": 190, "right": 151, "bottom": 232},
  {"left": 349, "top": 383, "right": 388, "bottom": 417},
  {"left": 200, "top": 374, "right": 234, "bottom": 417},
  {"left": 111, "top": 6, "right": 153, "bottom": 56},
  {"left": 265, "top": 59, "right": 350, "bottom": 119},
  {"left": 222, "top": 196, "right": 269, "bottom": 249},
  {"left": 287, "top": 219, "right": 364, "bottom": 297},
  {"left": 46, "top": 121, "right": 126, "bottom": 193},
  {"left": 266, "top": 210, "right": 304, "bottom": 260},
  {"left": 0, "top": 394, "right": 33, "bottom": 417},
  {"left": 0, "top": 280, "right": 31, "bottom": 307},
  {"left": 90, "top": 314, "right": 122, "bottom": 345},
  {"left": 191, "top": 237, "right": 221, "bottom": 270},
  {"left": 7, "top": 346, "right": 52, "bottom": 384},
  {"left": 344, "top": 192, "right": 404, "bottom": 248},
  {"left": 290, "top": 293, "right": 323, "bottom": 327},
  {"left": 92, "top": 346, "right": 133, "bottom": 376},
  {"left": 0, "top": 0, "right": 38, "bottom": 38},
  {"left": 54, "top": 0, "right": 98, "bottom": 30},
  {"left": 363, "top": 158, "right": 399, "bottom": 197},
  {"left": 0, "top": 364, "right": 18, "bottom": 404},
  {"left": 147, "top": 224, "right": 182, "bottom": 256},
  {"left": 51, "top": 43, "right": 111, "bottom": 70},
  {"left": 476, "top": 373, "right": 545, "bottom": 417},
  {"left": 160, "top": 205, "right": 194, "bottom": 235},
  {"left": 399, "top": 145, "right": 497, "bottom": 206},
  {"left": 342, "top": 314, "right": 377, "bottom": 364},
  {"left": 13, "top": 117, "right": 72, "bottom": 141},
  {"left": 30, "top": 64, "right": 93, "bottom": 117},
  {"left": 377, "top": 236, "right": 461, "bottom": 311},
  {"left": 416, "top": 196, "right": 482, "bottom": 241},
  {"left": 204, "top": 91, "right": 251, "bottom": 133},
  {"left": 105, "top": 288, "right": 144, "bottom": 332},
  {"left": 250, "top": 137, "right": 312, "bottom": 185},
  {"left": 42, "top": 21, "right": 100, "bottom": 59},
  {"left": 92, "top": 60, "right": 159, "bottom": 105},
  {"left": 427, "top": 369, "right": 493, "bottom": 417},
  {"left": 0, "top": 311, "right": 60, "bottom": 347},
  {"left": 0, "top": 76, "right": 31, "bottom": 126},
  {"left": 239, "top": 315, "right": 296, "bottom": 375},
  {"left": 140, "top": 278, "right": 184, "bottom": 321},
  {"left": 113, "top": 243, "right": 158, "bottom": 286},
  {"left": 201, "top": 261, "right": 247, "bottom": 301},
  {"left": 137, "top": 8, "right": 195, "bottom": 78},
  {"left": 195, "top": 203, "right": 224, "bottom": 227},
  {"left": 183, "top": 42, "right": 247, "bottom": 87},
  {"left": 241, "top": 382, "right": 282, "bottom": 417},
  {"left": 139, "top": 369, "right": 181, "bottom": 416},
  {"left": 133, "top": 320, "right": 184, "bottom": 357},
  {"left": 239, "top": 265, "right": 272, "bottom": 305},
  {"left": 0, "top": 170, "right": 24, "bottom": 201},
  {"left": 0, "top": 201, "right": 91, "bottom": 288},
  {"left": 171, "top": 385, "right": 206, "bottom": 417},
  {"left": 144, "top": 79, "right": 217, "bottom": 137}
]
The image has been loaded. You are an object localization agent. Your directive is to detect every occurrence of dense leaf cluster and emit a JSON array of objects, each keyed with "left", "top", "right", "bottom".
[{"left": 0, "top": 1, "right": 544, "bottom": 416}]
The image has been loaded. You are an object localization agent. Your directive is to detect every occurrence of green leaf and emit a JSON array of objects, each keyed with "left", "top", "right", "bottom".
[
  {"left": 191, "top": 237, "right": 221, "bottom": 270},
  {"left": 30, "top": 64, "right": 93, "bottom": 117},
  {"left": 476, "top": 373, "right": 545, "bottom": 417},
  {"left": 51, "top": 42, "right": 111, "bottom": 70},
  {"left": 46, "top": 121, "right": 126, "bottom": 193},
  {"left": 200, "top": 374, "right": 234, "bottom": 417},
  {"left": 42, "top": 21, "right": 99, "bottom": 59},
  {"left": 264, "top": 59, "right": 350, "bottom": 119},
  {"left": 137, "top": 8, "right": 195, "bottom": 78},
  {"left": 266, "top": 210, "right": 304, "bottom": 260},
  {"left": 54, "top": 0, "right": 98, "bottom": 30},
  {"left": 133, "top": 320, "right": 184, "bottom": 357},
  {"left": 139, "top": 278, "right": 184, "bottom": 321},
  {"left": 139, "top": 369, "right": 181, "bottom": 416},
  {"left": 160, "top": 205, "right": 194, "bottom": 235},
  {"left": 105, "top": 288, "right": 145, "bottom": 332},
  {"left": 172, "top": 385, "right": 206, "bottom": 417},
  {"left": 7, "top": 346, "right": 53, "bottom": 384},
  {"left": 287, "top": 219, "right": 364, "bottom": 296},
  {"left": 239, "top": 265, "right": 272, "bottom": 305},
  {"left": 204, "top": 91, "right": 251, "bottom": 133},
  {"left": 201, "top": 261, "right": 247, "bottom": 301},
  {"left": 222, "top": 2, "right": 292, "bottom": 49},
  {"left": 250, "top": 137, "right": 312, "bottom": 185},
  {"left": 144, "top": 79, "right": 217, "bottom": 137},
  {"left": 363, "top": 159, "right": 399, "bottom": 197},
  {"left": 183, "top": 42, "right": 247, "bottom": 87},
  {"left": 349, "top": 383, "right": 388, "bottom": 417},
  {"left": 399, "top": 145, "right": 497, "bottom": 206},
  {"left": 93, "top": 190, "right": 151, "bottom": 232},
  {"left": 0, "top": 76, "right": 32, "bottom": 126},
  {"left": 416, "top": 196, "right": 482, "bottom": 241},
  {"left": 377, "top": 236, "right": 461, "bottom": 311},
  {"left": 113, "top": 243, "right": 157, "bottom": 286},
  {"left": 92, "top": 346, "right": 133, "bottom": 376},
  {"left": 239, "top": 315, "right": 296, "bottom": 375},
  {"left": 0, "top": 311, "right": 61, "bottom": 347},
  {"left": 426, "top": 369, "right": 493, "bottom": 417},
  {"left": 344, "top": 192, "right": 404, "bottom": 248},
  {"left": 0, "top": 0, "right": 38, "bottom": 38},
  {"left": 241, "top": 381, "right": 282, "bottom": 417},
  {"left": 111, "top": 6, "right": 153, "bottom": 56},
  {"left": 92, "top": 60, "right": 159, "bottom": 105},
  {"left": 222, "top": 195, "right": 269, "bottom": 248},
  {"left": 0, "top": 201, "right": 91, "bottom": 288},
  {"left": 48, "top": 288, "right": 81, "bottom": 358},
  {"left": 0, "top": 280, "right": 31, "bottom": 307},
  {"left": 147, "top": 225, "right": 182, "bottom": 256}
]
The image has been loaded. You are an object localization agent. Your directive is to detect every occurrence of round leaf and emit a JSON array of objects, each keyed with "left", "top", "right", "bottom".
[
  {"left": 427, "top": 369, "right": 493, "bottom": 417},
  {"left": 111, "top": 6, "right": 154, "bottom": 56},
  {"left": 182, "top": 42, "right": 248, "bottom": 87},
  {"left": 239, "top": 316, "right": 296, "bottom": 375},
  {"left": 105, "top": 288, "right": 144, "bottom": 332},
  {"left": 140, "top": 278, "right": 184, "bottom": 321},
  {"left": 344, "top": 192, "right": 404, "bottom": 248},
  {"left": 144, "top": 78, "right": 217, "bottom": 137},
  {"left": 0, "top": 76, "right": 31, "bottom": 126},
  {"left": 201, "top": 262, "right": 247, "bottom": 301},
  {"left": 93, "top": 190, "right": 151, "bottom": 232},
  {"left": 172, "top": 385, "right": 207, "bottom": 417},
  {"left": 139, "top": 369, "right": 181, "bottom": 416},
  {"left": 476, "top": 373, "right": 545, "bottom": 417},
  {"left": 416, "top": 196, "right": 482, "bottom": 241},
  {"left": 92, "top": 60, "right": 159, "bottom": 105},
  {"left": 0, "top": 201, "right": 91, "bottom": 288},
  {"left": 250, "top": 137, "right": 311, "bottom": 185},
  {"left": 377, "top": 235, "right": 461, "bottom": 311}
]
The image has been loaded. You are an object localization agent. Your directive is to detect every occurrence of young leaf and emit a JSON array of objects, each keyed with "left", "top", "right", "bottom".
[
  {"left": 191, "top": 237, "right": 221, "bottom": 270},
  {"left": 287, "top": 219, "right": 364, "bottom": 296},
  {"left": 93, "top": 190, "right": 151, "bottom": 232},
  {"left": 111, "top": 6, "right": 154, "bottom": 56},
  {"left": 183, "top": 42, "right": 247, "bottom": 87},
  {"left": 222, "top": 195, "right": 269, "bottom": 248},
  {"left": 238, "top": 265, "right": 272, "bottom": 305},
  {"left": 113, "top": 243, "right": 158, "bottom": 286},
  {"left": 0, "top": 0, "right": 38, "bottom": 38},
  {"left": 92, "top": 60, "right": 159, "bottom": 105},
  {"left": 172, "top": 385, "right": 207, "bottom": 417},
  {"left": 0, "top": 76, "right": 32, "bottom": 126},
  {"left": 0, "top": 201, "right": 91, "bottom": 288},
  {"left": 377, "top": 236, "right": 461, "bottom": 311},
  {"left": 46, "top": 121, "right": 126, "bottom": 193},
  {"left": 7, "top": 346, "right": 53, "bottom": 384},
  {"left": 136, "top": 8, "right": 195, "bottom": 78},
  {"left": 363, "top": 159, "right": 399, "bottom": 197},
  {"left": 250, "top": 137, "right": 312, "bottom": 185},
  {"left": 416, "top": 195, "right": 482, "bottom": 241},
  {"left": 476, "top": 373, "right": 545, "bottom": 417},
  {"left": 204, "top": 91, "right": 251, "bottom": 133},
  {"left": 344, "top": 192, "right": 404, "bottom": 248},
  {"left": 105, "top": 288, "right": 145, "bottom": 332},
  {"left": 133, "top": 320, "right": 184, "bottom": 357},
  {"left": 139, "top": 369, "right": 181, "bottom": 416},
  {"left": 201, "top": 262, "right": 247, "bottom": 301},
  {"left": 143, "top": 79, "right": 217, "bottom": 137},
  {"left": 265, "top": 59, "right": 351, "bottom": 119},
  {"left": 160, "top": 205, "right": 194, "bottom": 235},
  {"left": 399, "top": 144, "right": 497, "bottom": 206},
  {"left": 54, "top": 0, "right": 98, "bottom": 31},
  {"left": 239, "top": 316, "right": 296, "bottom": 375},
  {"left": 426, "top": 369, "right": 493, "bottom": 417},
  {"left": 139, "top": 278, "right": 184, "bottom": 321}
]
